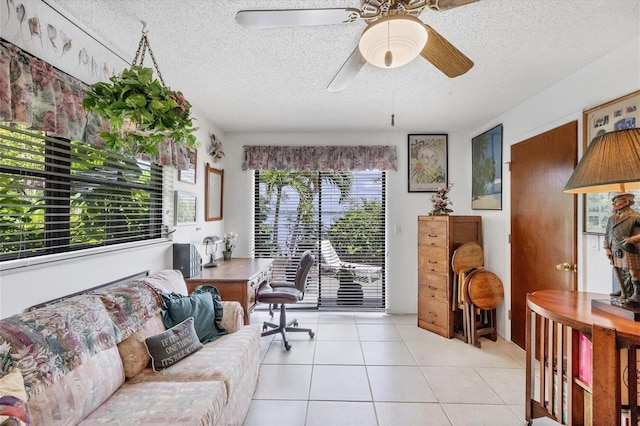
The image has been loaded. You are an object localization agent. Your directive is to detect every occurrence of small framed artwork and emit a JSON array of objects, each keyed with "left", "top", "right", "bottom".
[
  {"left": 178, "top": 147, "right": 197, "bottom": 184},
  {"left": 582, "top": 90, "right": 640, "bottom": 234},
  {"left": 471, "top": 124, "right": 503, "bottom": 210},
  {"left": 174, "top": 191, "right": 197, "bottom": 225},
  {"left": 408, "top": 134, "right": 448, "bottom": 192}
]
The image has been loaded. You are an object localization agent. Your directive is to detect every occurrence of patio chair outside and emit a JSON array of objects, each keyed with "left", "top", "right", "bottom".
[{"left": 320, "top": 240, "right": 382, "bottom": 283}]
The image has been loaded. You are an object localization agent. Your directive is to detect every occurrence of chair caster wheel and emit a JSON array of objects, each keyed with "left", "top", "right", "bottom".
[
  {"left": 262, "top": 325, "right": 267, "bottom": 332},
  {"left": 284, "top": 342, "right": 291, "bottom": 351},
  {"left": 293, "top": 320, "right": 299, "bottom": 327},
  {"left": 309, "top": 331, "right": 315, "bottom": 338}
]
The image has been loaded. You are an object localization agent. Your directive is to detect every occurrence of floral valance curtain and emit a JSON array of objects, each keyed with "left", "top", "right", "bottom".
[
  {"left": 0, "top": 39, "right": 188, "bottom": 168},
  {"left": 242, "top": 145, "right": 398, "bottom": 171}
]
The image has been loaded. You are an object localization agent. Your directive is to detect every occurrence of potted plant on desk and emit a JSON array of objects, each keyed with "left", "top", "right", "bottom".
[{"left": 223, "top": 232, "right": 238, "bottom": 260}]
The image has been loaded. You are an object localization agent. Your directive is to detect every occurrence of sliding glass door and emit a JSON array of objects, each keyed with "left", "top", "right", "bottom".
[{"left": 254, "top": 170, "right": 386, "bottom": 310}]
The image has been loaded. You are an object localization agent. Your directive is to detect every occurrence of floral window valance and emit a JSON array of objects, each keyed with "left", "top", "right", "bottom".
[
  {"left": 242, "top": 145, "right": 398, "bottom": 171},
  {"left": 0, "top": 39, "right": 188, "bottom": 168}
]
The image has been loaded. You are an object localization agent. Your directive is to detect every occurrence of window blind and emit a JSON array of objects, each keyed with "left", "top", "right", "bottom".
[
  {"left": 254, "top": 170, "right": 386, "bottom": 310},
  {"left": 0, "top": 123, "right": 163, "bottom": 260}
]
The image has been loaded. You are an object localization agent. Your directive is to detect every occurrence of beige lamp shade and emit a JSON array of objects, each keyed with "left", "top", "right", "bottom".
[
  {"left": 358, "top": 15, "right": 428, "bottom": 69},
  {"left": 563, "top": 128, "right": 640, "bottom": 194}
]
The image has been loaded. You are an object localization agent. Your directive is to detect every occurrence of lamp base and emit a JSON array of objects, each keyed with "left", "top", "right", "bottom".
[
  {"left": 592, "top": 299, "right": 640, "bottom": 321},
  {"left": 203, "top": 254, "right": 219, "bottom": 268}
]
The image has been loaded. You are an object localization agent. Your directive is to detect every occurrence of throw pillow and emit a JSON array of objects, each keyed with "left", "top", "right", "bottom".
[
  {"left": 0, "top": 368, "right": 30, "bottom": 425},
  {"left": 160, "top": 286, "right": 227, "bottom": 344},
  {"left": 144, "top": 317, "right": 203, "bottom": 372}
]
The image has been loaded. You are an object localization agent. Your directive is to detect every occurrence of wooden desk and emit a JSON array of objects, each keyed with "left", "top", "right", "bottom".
[
  {"left": 186, "top": 258, "right": 273, "bottom": 325},
  {"left": 526, "top": 290, "right": 640, "bottom": 425}
]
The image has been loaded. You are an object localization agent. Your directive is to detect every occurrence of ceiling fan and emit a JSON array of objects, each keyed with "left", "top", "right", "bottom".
[{"left": 236, "top": 0, "right": 478, "bottom": 92}]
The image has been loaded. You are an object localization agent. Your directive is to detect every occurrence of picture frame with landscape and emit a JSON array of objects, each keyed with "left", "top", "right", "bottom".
[
  {"left": 408, "top": 134, "right": 448, "bottom": 192},
  {"left": 471, "top": 124, "right": 503, "bottom": 210},
  {"left": 583, "top": 90, "right": 640, "bottom": 234}
]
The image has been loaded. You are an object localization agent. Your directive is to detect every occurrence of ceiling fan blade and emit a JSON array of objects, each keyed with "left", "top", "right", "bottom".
[
  {"left": 427, "top": 0, "right": 479, "bottom": 11},
  {"left": 326, "top": 47, "right": 367, "bottom": 92},
  {"left": 236, "top": 8, "right": 361, "bottom": 28},
  {"left": 420, "top": 25, "right": 474, "bottom": 78}
]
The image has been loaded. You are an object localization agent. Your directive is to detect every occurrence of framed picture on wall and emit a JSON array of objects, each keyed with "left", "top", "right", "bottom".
[
  {"left": 471, "top": 124, "right": 503, "bottom": 210},
  {"left": 174, "top": 191, "right": 197, "bottom": 225},
  {"left": 178, "top": 147, "right": 197, "bottom": 184},
  {"left": 583, "top": 90, "right": 640, "bottom": 234},
  {"left": 408, "top": 134, "right": 448, "bottom": 192}
]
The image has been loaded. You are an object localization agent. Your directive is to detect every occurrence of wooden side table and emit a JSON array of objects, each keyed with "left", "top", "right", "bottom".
[{"left": 186, "top": 258, "right": 273, "bottom": 325}]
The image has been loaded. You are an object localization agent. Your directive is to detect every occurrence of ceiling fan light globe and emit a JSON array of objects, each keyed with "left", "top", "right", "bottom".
[{"left": 358, "top": 15, "right": 427, "bottom": 69}]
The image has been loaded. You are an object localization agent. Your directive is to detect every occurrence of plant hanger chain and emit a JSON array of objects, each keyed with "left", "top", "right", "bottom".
[{"left": 132, "top": 21, "right": 165, "bottom": 86}]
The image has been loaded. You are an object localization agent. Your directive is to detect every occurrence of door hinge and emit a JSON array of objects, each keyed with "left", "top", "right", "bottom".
[
  {"left": 508, "top": 234, "right": 511, "bottom": 244},
  {"left": 508, "top": 310, "right": 512, "bottom": 320}
]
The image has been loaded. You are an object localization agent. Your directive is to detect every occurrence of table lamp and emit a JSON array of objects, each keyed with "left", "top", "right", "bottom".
[{"left": 202, "top": 235, "right": 223, "bottom": 268}]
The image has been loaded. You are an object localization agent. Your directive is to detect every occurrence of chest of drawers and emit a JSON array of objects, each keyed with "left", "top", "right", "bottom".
[{"left": 417, "top": 215, "right": 482, "bottom": 338}]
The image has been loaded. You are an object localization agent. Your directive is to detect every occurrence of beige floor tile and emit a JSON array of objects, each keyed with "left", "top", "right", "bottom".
[
  {"left": 263, "top": 338, "right": 317, "bottom": 364},
  {"left": 389, "top": 314, "right": 418, "bottom": 325},
  {"left": 317, "top": 312, "right": 356, "bottom": 323},
  {"left": 367, "top": 366, "right": 438, "bottom": 402},
  {"left": 253, "top": 364, "right": 312, "bottom": 400},
  {"left": 309, "top": 365, "right": 372, "bottom": 401},
  {"left": 315, "top": 323, "right": 359, "bottom": 340},
  {"left": 406, "top": 340, "right": 471, "bottom": 367},
  {"left": 441, "top": 403, "right": 524, "bottom": 425},
  {"left": 375, "top": 402, "right": 451, "bottom": 425},
  {"left": 354, "top": 313, "right": 394, "bottom": 324},
  {"left": 395, "top": 324, "right": 448, "bottom": 342},
  {"left": 361, "top": 341, "right": 417, "bottom": 365},
  {"left": 357, "top": 324, "right": 403, "bottom": 341},
  {"left": 452, "top": 339, "right": 523, "bottom": 369},
  {"left": 476, "top": 367, "right": 526, "bottom": 405},
  {"left": 421, "top": 366, "right": 503, "bottom": 404},
  {"left": 306, "top": 401, "right": 377, "bottom": 426},
  {"left": 314, "top": 340, "right": 364, "bottom": 365},
  {"left": 243, "top": 400, "right": 307, "bottom": 425}
]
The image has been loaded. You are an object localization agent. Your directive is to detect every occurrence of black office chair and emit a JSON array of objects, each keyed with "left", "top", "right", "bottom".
[{"left": 257, "top": 250, "right": 315, "bottom": 350}]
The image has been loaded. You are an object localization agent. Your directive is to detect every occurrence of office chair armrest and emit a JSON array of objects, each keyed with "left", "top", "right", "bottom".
[{"left": 221, "top": 301, "right": 244, "bottom": 333}]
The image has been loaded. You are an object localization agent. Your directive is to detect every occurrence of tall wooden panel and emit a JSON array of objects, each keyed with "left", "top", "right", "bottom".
[{"left": 417, "top": 215, "right": 483, "bottom": 338}]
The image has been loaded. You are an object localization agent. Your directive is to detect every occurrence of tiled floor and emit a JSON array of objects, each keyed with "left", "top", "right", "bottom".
[{"left": 243, "top": 309, "right": 561, "bottom": 426}]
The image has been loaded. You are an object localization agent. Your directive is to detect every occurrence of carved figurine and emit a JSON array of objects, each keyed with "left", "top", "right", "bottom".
[{"left": 604, "top": 192, "right": 640, "bottom": 303}]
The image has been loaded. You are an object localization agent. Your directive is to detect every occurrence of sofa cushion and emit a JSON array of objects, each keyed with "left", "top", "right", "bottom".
[
  {"left": 27, "top": 346, "right": 125, "bottom": 426},
  {"left": 136, "top": 269, "right": 189, "bottom": 295},
  {"left": 117, "top": 314, "right": 166, "bottom": 378},
  {"left": 78, "top": 380, "right": 227, "bottom": 425},
  {"left": 145, "top": 317, "right": 203, "bottom": 372},
  {"left": 0, "top": 294, "right": 119, "bottom": 398},
  {"left": 129, "top": 325, "right": 261, "bottom": 401},
  {"left": 160, "top": 286, "right": 227, "bottom": 344},
  {"left": 0, "top": 368, "right": 29, "bottom": 426}
]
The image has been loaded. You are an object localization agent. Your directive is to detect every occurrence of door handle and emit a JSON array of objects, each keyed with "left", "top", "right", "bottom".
[{"left": 555, "top": 262, "right": 577, "bottom": 272}]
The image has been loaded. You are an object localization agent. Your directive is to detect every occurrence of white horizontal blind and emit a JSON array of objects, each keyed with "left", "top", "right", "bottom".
[
  {"left": 0, "top": 123, "right": 163, "bottom": 260},
  {"left": 254, "top": 170, "right": 386, "bottom": 310}
]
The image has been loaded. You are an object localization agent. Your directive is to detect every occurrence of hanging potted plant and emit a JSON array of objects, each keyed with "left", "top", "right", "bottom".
[{"left": 82, "top": 29, "right": 198, "bottom": 156}]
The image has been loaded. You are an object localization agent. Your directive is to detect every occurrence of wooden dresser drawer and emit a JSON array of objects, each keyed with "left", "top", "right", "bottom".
[
  {"left": 418, "top": 220, "right": 448, "bottom": 247},
  {"left": 417, "top": 297, "right": 449, "bottom": 336},
  {"left": 418, "top": 246, "right": 449, "bottom": 273},
  {"left": 418, "top": 271, "right": 448, "bottom": 300}
]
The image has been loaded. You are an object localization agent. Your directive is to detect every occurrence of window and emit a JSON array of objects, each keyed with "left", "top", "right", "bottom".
[
  {"left": 254, "top": 170, "right": 386, "bottom": 310},
  {"left": 0, "top": 123, "right": 163, "bottom": 260}
]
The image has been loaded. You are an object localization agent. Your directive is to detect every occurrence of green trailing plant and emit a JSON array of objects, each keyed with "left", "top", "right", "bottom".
[{"left": 83, "top": 65, "right": 198, "bottom": 156}]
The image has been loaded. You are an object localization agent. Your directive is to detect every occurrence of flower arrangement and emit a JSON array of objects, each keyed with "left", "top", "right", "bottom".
[
  {"left": 429, "top": 183, "right": 453, "bottom": 216},
  {"left": 223, "top": 232, "right": 238, "bottom": 252},
  {"left": 82, "top": 65, "right": 198, "bottom": 156}
]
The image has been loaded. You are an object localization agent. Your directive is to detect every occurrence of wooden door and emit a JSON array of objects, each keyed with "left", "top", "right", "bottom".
[{"left": 511, "top": 121, "right": 578, "bottom": 348}]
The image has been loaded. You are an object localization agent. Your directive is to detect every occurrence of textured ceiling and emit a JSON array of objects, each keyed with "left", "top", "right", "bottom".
[{"left": 49, "top": 0, "right": 640, "bottom": 134}]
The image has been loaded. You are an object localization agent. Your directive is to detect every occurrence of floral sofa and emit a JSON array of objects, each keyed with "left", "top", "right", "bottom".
[{"left": 0, "top": 270, "right": 262, "bottom": 425}]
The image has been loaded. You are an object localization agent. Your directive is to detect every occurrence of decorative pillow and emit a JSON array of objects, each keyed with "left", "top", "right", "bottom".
[
  {"left": 0, "top": 368, "right": 30, "bottom": 425},
  {"left": 144, "top": 317, "right": 203, "bottom": 372},
  {"left": 160, "top": 286, "right": 227, "bottom": 344},
  {"left": 117, "top": 315, "right": 166, "bottom": 378}
]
